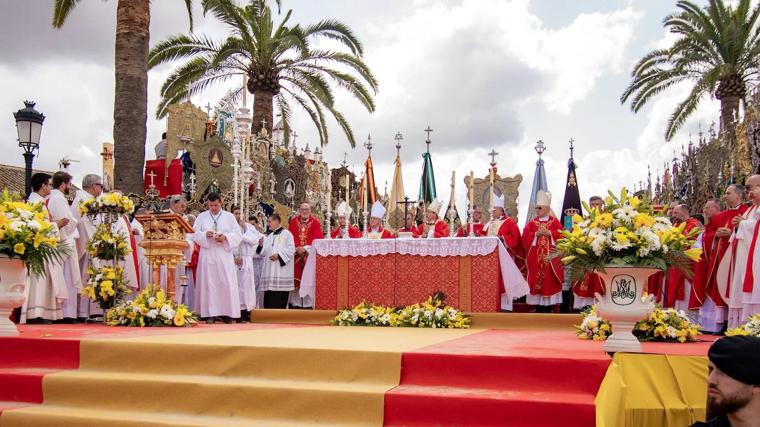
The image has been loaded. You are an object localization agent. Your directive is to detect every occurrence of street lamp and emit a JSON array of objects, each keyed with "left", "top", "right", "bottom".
[{"left": 14, "top": 101, "right": 45, "bottom": 198}]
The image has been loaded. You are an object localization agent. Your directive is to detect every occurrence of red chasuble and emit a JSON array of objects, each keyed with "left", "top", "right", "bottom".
[
  {"left": 663, "top": 217, "right": 702, "bottom": 308},
  {"left": 573, "top": 272, "right": 604, "bottom": 299},
  {"left": 416, "top": 219, "right": 450, "bottom": 238},
  {"left": 485, "top": 215, "right": 525, "bottom": 271},
  {"left": 521, "top": 216, "right": 564, "bottom": 297},
  {"left": 331, "top": 226, "right": 362, "bottom": 239},
  {"left": 288, "top": 215, "right": 324, "bottom": 288},
  {"left": 701, "top": 205, "right": 749, "bottom": 307},
  {"left": 368, "top": 227, "right": 394, "bottom": 239},
  {"left": 456, "top": 223, "right": 484, "bottom": 237}
]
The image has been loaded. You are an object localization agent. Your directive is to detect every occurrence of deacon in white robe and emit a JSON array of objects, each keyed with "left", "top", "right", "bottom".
[
  {"left": 130, "top": 215, "right": 152, "bottom": 290},
  {"left": 192, "top": 198, "right": 242, "bottom": 321},
  {"left": 21, "top": 180, "right": 67, "bottom": 323},
  {"left": 113, "top": 215, "right": 141, "bottom": 293},
  {"left": 47, "top": 173, "right": 82, "bottom": 321},
  {"left": 257, "top": 215, "right": 296, "bottom": 309}
]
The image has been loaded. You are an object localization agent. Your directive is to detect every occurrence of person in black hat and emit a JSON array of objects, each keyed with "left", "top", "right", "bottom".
[{"left": 691, "top": 336, "right": 760, "bottom": 426}]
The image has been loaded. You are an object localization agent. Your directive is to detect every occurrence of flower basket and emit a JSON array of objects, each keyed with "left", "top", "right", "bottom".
[
  {"left": 105, "top": 285, "right": 198, "bottom": 327},
  {"left": 82, "top": 265, "right": 131, "bottom": 310},
  {"left": 726, "top": 314, "right": 760, "bottom": 337},
  {"left": 86, "top": 224, "right": 131, "bottom": 261},
  {"left": 333, "top": 292, "right": 470, "bottom": 329}
]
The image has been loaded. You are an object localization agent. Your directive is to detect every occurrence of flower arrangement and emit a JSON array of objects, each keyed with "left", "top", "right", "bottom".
[
  {"left": 0, "top": 190, "right": 67, "bottom": 276},
  {"left": 556, "top": 188, "right": 701, "bottom": 282},
  {"left": 333, "top": 292, "right": 470, "bottom": 329},
  {"left": 82, "top": 265, "right": 131, "bottom": 309},
  {"left": 577, "top": 304, "right": 701, "bottom": 343},
  {"left": 105, "top": 285, "right": 198, "bottom": 327},
  {"left": 725, "top": 314, "right": 760, "bottom": 337},
  {"left": 79, "top": 192, "right": 135, "bottom": 217},
  {"left": 86, "top": 224, "right": 131, "bottom": 261},
  {"left": 576, "top": 305, "right": 612, "bottom": 341}
]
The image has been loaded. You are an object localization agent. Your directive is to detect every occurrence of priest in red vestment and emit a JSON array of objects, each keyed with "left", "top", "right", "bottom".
[
  {"left": 522, "top": 191, "right": 564, "bottom": 310},
  {"left": 367, "top": 201, "right": 394, "bottom": 239},
  {"left": 699, "top": 186, "right": 749, "bottom": 331},
  {"left": 331, "top": 201, "right": 361, "bottom": 239},
  {"left": 484, "top": 195, "right": 523, "bottom": 266},
  {"left": 689, "top": 199, "right": 721, "bottom": 312},
  {"left": 417, "top": 199, "right": 450, "bottom": 238},
  {"left": 288, "top": 202, "right": 324, "bottom": 307},
  {"left": 664, "top": 204, "right": 703, "bottom": 309},
  {"left": 398, "top": 211, "right": 420, "bottom": 238},
  {"left": 456, "top": 205, "right": 485, "bottom": 237}
]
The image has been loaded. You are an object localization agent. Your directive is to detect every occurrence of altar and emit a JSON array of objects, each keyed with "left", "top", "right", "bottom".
[{"left": 299, "top": 237, "right": 529, "bottom": 312}]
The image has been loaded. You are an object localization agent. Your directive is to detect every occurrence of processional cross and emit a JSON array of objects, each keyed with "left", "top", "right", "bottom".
[
  {"left": 569, "top": 138, "right": 575, "bottom": 159},
  {"left": 364, "top": 134, "right": 374, "bottom": 157},
  {"left": 396, "top": 196, "right": 417, "bottom": 228},
  {"left": 535, "top": 140, "right": 546, "bottom": 157},
  {"left": 424, "top": 125, "right": 433, "bottom": 153},
  {"left": 488, "top": 149, "right": 499, "bottom": 167},
  {"left": 394, "top": 131, "right": 403, "bottom": 157}
]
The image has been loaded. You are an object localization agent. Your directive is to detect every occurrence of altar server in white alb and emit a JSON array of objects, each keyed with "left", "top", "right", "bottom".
[
  {"left": 70, "top": 174, "right": 103, "bottom": 319},
  {"left": 233, "top": 206, "right": 261, "bottom": 320},
  {"left": 21, "top": 173, "right": 68, "bottom": 323},
  {"left": 191, "top": 192, "right": 242, "bottom": 323},
  {"left": 47, "top": 171, "right": 82, "bottom": 322},
  {"left": 257, "top": 213, "right": 296, "bottom": 309}
]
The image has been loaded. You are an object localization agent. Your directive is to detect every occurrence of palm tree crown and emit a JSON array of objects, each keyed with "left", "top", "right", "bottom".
[
  {"left": 149, "top": 0, "right": 378, "bottom": 148},
  {"left": 621, "top": 0, "right": 760, "bottom": 141}
]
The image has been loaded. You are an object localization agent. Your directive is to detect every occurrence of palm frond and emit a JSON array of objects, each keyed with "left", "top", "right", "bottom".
[{"left": 52, "top": 0, "right": 83, "bottom": 28}]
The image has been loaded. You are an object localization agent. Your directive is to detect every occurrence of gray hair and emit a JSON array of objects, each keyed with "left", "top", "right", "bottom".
[
  {"left": 728, "top": 184, "right": 746, "bottom": 199},
  {"left": 82, "top": 174, "right": 102, "bottom": 190},
  {"left": 169, "top": 194, "right": 185, "bottom": 204}
]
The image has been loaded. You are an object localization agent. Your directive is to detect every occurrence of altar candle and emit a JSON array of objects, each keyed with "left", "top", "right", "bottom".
[
  {"left": 469, "top": 171, "right": 474, "bottom": 207},
  {"left": 345, "top": 174, "right": 350, "bottom": 202},
  {"left": 327, "top": 179, "right": 332, "bottom": 214},
  {"left": 450, "top": 170, "right": 456, "bottom": 208}
]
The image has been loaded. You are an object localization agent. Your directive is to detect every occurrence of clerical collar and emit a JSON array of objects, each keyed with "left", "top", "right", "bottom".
[
  {"left": 538, "top": 215, "right": 549, "bottom": 221},
  {"left": 271, "top": 227, "right": 283, "bottom": 235}
]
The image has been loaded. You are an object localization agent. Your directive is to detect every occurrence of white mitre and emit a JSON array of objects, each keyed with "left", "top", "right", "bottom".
[
  {"left": 492, "top": 193, "right": 505, "bottom": 209},
  {"left": 427, "top": 199, "right": 443, "bottom": 216},
  {"left": 370, "top": 200, "right": 386, "bottom": 219},
  {"left": 536, "top": 190, "right": 552, "bottom": 207},
  {"left": 336, "top": 201, "right": 352, "bottom": 218}
]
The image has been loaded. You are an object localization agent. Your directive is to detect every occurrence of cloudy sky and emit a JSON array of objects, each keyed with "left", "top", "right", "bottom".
[{"left": 0, "top": 0, "right": 723, "bottom": 225}]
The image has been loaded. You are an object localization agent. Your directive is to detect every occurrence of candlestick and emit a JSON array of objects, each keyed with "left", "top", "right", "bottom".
[
  {"left": 450, "top": 170, "right": 456, "bottom": 208},
  {"left": 468, "top": 171, "right": 474, "bottom": 207},
  {"left": 327, "top": 178, "right": 332, "bottom": 214},
  {"left": 362, "top": 210, "right": 369, "bottom": 238},
  {"left": 345, "top": 174, "right": 350, "bottom": 202},
  {"left": 325, "top": 211, "right": 333, "bottom": 239},
  {"left": 467, "top": 207, "right": 475, "bottom": 237}
]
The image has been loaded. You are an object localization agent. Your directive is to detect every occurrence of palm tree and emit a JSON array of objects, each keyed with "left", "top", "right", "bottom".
[
  {"left": 149, "top": 0, "right": 378, "bottom": 148},
  {"left": 621, "top": 0, "right": 760, "bottom": 142},
  {"left": 53, "top": 0, "right": 193, "bottom": 194}
]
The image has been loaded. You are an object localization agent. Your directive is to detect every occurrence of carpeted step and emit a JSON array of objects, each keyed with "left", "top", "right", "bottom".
[
  {"left": 384, "top": 385, "right": 595, "bottom": 427},
  {"left": 0, "top": 404, "right": 357, "bottom": 427},
  {"left": 0, "top": 368, "right": 61, "bottom": 404},
  {"left": 0, "top": 338, "right": 79, "bottom": 369},
  {"left": 397, "top": 352, "right": 609, "bottom": 395}
]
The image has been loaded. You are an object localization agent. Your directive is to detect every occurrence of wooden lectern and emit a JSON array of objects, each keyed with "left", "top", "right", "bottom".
[{"left": 136, "top": 212, "right": 193, "bottom": 301}]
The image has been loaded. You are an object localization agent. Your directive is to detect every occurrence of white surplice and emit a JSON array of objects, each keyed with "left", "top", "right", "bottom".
[
  {"left": 257, "top": 228, "right": 296, "bottom": 292},
  {"left": 236, "top": 223, "right": 261, "bottom": 311},
  {"left": 130, "top": 218, "right": 152, "bottom": 290},
  {"left": 20, "top": 192, "right": 67, "bottom": 322},
  {"left": 71, "top": 190, "right": 98, "bottom": 317},
  {"left": 192, "top": 210, "right": 242, "bottom": 318},
  {"left": 47, "top": 189, "right": 82, "bottom": 318}
]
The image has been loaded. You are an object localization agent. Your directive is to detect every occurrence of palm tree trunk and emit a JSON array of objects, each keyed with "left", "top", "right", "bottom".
[
  {"left": 113, "top": 0, "right": 149, "bottom": 194},
  {"left": 252, "top": 89, "right": 274, "bottom": 156},
  {"left": 720, "top": 95, "right": 740, "bottom": 137}
]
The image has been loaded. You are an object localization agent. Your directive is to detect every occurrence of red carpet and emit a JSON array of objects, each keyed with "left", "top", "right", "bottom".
[{"left": 385, "top": 330, "right": 613, "bottom": 427}]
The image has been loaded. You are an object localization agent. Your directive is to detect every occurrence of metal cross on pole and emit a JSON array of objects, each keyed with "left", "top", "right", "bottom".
[
  {"left": 569, "top": 138, "right": 575, "bottom": 159},
  {"left": 535, "top": 140, "right": 546, "bottom": 157},
  {"left": 396, "top": 196, "right": 417, "bottom": 229},
  {"left": 424, "top": 125, "right": 433, "bottom": 153},
  {"left": 147, "top": 170, "right": 157, "bottom": 188},
  {"left": 488, "top": 149, "right": 499, "bottom": 167},
  {"left": 394, "top": 131, "right": 403, "bottom": 157},
  {"left": 364, "top": 134, "right": 374, "bottom": 157},
  {"left": 341, "top": 152, "right": 348, "bottom": 167}
]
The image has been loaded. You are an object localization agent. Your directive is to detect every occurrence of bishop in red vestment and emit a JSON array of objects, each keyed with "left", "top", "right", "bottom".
[
  {"left": 287, "top": 203, "right": 324, "bottom": 307},
  {"left": 417, "top": 199, "right": 450, "bottom": 238},
  {"left": 484, "top": 195, "right": 524, "bottom": 268},
  {"left": 398, "top": 211, "right": 420, "bottom": 238},
  {"left": 456, "top": 205, "right": 485, "bottom": 237},
  {"left": 522, "top": 191, "right": 563, "bottom": 308},
  {"left": 367, "top": 201, "right": 394, "bottom": 239},
  {"left": 331, "top": 201, "right": 361, "bottom": 239}
]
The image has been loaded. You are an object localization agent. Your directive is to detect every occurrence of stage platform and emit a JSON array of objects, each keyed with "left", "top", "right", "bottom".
[{"left": 0, "top": 313, "right": 714, "bottom": 426}]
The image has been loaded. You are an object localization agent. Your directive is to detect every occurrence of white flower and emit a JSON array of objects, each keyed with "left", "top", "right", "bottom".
[
  {"left": 9, "top": 221, "right": 24, "bottom": 232},
  {"left": 160, "top": 305, "right": 175, "bottom": 320},
  {"left": 435, "top": 308, "right": 444, "bottom": 319},
  {"left": 146, "top": 309, "right": 158, "bottom": 319},
  {"left": 424, "top": 310, "right": 432, "bottom": 318}
]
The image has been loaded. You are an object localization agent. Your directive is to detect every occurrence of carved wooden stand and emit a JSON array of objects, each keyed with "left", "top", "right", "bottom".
[{"left": 136, "top": 213, "right": 193, "bottom": 301}]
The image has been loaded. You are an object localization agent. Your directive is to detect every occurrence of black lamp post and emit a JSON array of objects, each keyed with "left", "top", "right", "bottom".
[{"left": 14, "top": 101, "right": 45, "bottom": 198}]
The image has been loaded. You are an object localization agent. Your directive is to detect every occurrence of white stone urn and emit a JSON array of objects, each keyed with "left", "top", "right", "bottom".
[
  {"left": 594, "top": 266, "right": 659, "bottom": 353},
  {"left": 0, "top": 255, "right": 27, "bottom": 336}
]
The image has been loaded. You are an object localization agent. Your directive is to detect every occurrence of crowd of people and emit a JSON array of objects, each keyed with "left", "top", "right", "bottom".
[{"left": 14, "top": 170, "right": 760, "bottom": 331}]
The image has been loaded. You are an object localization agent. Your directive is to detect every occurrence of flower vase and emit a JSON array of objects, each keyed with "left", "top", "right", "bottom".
[
  {"left": 594, "top": 266, "right": 658, "bottom": 353},
  {"left": 0, "top": 255, "right": 27, "bottom": 336}
]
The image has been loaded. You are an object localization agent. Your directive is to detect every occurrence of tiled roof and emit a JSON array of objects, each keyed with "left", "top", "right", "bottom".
[{"left": 0, "top": 164, "right": 79, "bottom": 197}]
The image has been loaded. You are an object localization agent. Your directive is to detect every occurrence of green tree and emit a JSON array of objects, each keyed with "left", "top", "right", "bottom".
[
  {"left": 53, "top": 0, "right": 193, "bottom": 194},
  {"left": 149, "top": 0, "right": 378, "bottom": 148},
  {"left": 621, "top": 0, "right": 760, "bottom": 141}
]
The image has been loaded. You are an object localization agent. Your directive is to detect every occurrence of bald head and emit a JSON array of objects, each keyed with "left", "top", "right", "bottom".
[
  {"left": 298, "top": 203, "right": 311, "bottom": 220},
  {"left": 748, "top": 175, "right": 760, "bottom": 204}
]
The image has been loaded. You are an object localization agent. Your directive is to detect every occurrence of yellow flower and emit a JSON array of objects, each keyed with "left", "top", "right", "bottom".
[
  {"left": 13, "top": 243, "right": 25, "bottom": 255},
  {"left": 561, "top": 255, "right": 577, "bottom": 264},
  {"left": 684, "top": 248, "right": 702, "bottom": 262},
  {"left": 173, "top": 313, "right": 186, "bottom": 327},
  {"left": 33, "top": 232, "right": 45, "bottom": 249},
  {"left": 634, "top": 213, "right": 655, "bottom": 229},
  {"left": 572, "top": 214, "right": 583, "bottom": 224},
  {"left": 575, "top": 248, "right": 588, "bottom": 255},
  {"left": 629, "top": 196, "right": 641, "bottom": 209}
]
